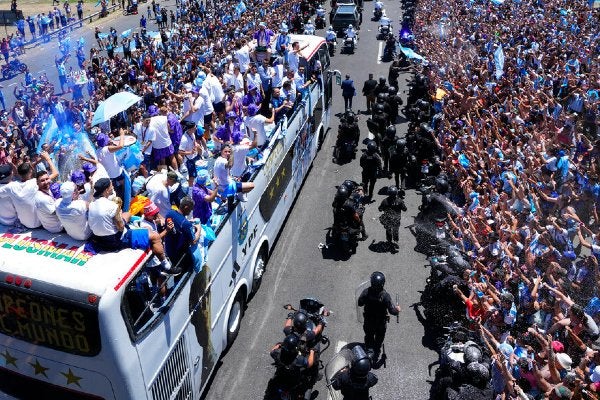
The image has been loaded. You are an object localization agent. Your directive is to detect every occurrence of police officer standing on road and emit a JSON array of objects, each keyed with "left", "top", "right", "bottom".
[
  {"left": 331, "top": 346, "right": 378, "bottom": 400},
  {"left": 359, "top": 141, "right": 382, "bottom": 200},
  {"left": 378, "top": 186, "right": 407, "bottom": 247},
  {"left": 388, "top": 138, "right": 408, "bottom": 189},
  {"left": 357, "top": 272, "right": 401, "bottom": 360},
  {"left": 362, "top": 73, "right": 378, "bottom": 113}
]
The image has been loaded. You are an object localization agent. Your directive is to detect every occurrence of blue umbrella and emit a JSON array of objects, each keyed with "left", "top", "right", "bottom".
[{"left": 92, "top": 92, "right": 142, "bottom": 126}]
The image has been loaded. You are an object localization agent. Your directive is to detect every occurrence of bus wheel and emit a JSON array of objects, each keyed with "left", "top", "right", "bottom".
[
  {"left": 252, "top": 250, "right": 267, "bottom": 293},
  {"left": 227, "top": 292, "right": 245, "bottom": 345}
]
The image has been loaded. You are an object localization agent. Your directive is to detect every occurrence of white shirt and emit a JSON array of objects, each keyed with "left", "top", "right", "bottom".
[
  {"left": 34, "top": 190, "right": 63, "bottom": 233},
  {"left": 145, "top": 173, "right": 171, "bottom": 217},
  {"left": 206, "top": 74, "right": 225, "bottom": 104},
  {"left": 180, "top": 132, "right": 197, "bottom": 161},
  {"left": 8, "top": 178, "right": 40, "bottom": 229},
  {"left": 213, "top": 156, "right": 230, "bottom": 188},
  {"left": 244, "top": 114, "right": 268, "bottom": 147},
  {"left": 0, "top": 182, "right": 18, "bottom": 226},
  {"left": 88, "top": 197, "right": 118, "bottom": 236},
  {"left": 56, "top": 198, "right": 91, "bottom": 240},
  {"left": 97, "top": 146, "right": 122, "bottom": 179},
  {"left": 199, "top": 86, "right": 214, "bottom": 116},
  {"left": 272, "top": 64, "right": 285, "bottom": 88},
  {"left": 235, "top": 47, "right": 251, "bottom": 73},
  {"left": 149, "top": 115, "right": 172, "bottom": 150},
  {"left": 231, "top": 142, "right": 252, "bottom": 178},
  {"left": 288, "top": 51, "right": 300, "bottom": 74},
  {"left": 183, "top": 95, "right": 205, "bottom": 125},
  {"left": 225, "top": 73, "right": 245, "bottom": 92},
  {"left": 134, "top": 121, "right": 154, "bottom": 155}
]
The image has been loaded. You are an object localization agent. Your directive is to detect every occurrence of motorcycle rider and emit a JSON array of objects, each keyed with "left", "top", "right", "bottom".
[
  {"left": 360, "top": 141, "right": 382, "bottom": 200},
  {"left": 332, "top": 185, "right": 367, "bottom": 240},
  {"left": 378, "top": 186, "right": 407, "bottom": 246},
  {"left": 379, "top": 10, "right": 391, "bottom": 28},
  {"left": 338, "top": 109, "right": 360, "bottom": 146},
  {"left": 369, "top": 104, "right": 388, "bottom": 144},
  {"left": 284, "top": 309, "right": 325, "bottom": 350},
  {"left": 388, "top": 138, "right": 408, "bottom": 189},
  {"left": 357, "top": 271, "right": 401, "bottom": 360},
  {"left": 331, "top": 346, "right": 378, "bottom": 400},
  {"left": 303, "top": 19, "right": 315, "bottom": 35},
  {"left": 316, "top": 5, "right": 326, "bottom": 26},
  {"left": 380, "top": 125, "right": 397, "bottom": 174},
  {"left": 374, "top": 0, "right": 384, "bottom": 11},
  {"left": 325, "top": 26, "right": 337, "bottom": 54},
  {"left": 270, "top": 333, "right": 316, "bottom": 372},
  {"left": 345, "top": 24, "right": 357, "bottom": 47}
]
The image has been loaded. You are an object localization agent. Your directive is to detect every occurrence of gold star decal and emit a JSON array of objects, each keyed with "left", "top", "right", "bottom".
[
  {"left": 276, "top": 175, "right": 281, "bottom": 187},
  {"left": 281, "top": 168, "right": 286, "bottom": 177},
  {"left": 30, "top": 359, "right": 49, "bottom": 378},
  {"left": 269, "top": 186, "right": 275, "bottom": 199},
  {"left": 1, "top": 350, "right": 18, "bottom": 368},
  {"left": 61, "top": 368, "right": 82, "bottom": 387}
]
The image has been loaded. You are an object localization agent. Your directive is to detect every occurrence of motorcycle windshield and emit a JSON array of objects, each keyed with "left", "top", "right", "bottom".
[
  {"left": 299, "top": 298, "right": 325, "bottom": 315},
  {"left": 325, "top": 348, "right": 353, "bottom": 400}
]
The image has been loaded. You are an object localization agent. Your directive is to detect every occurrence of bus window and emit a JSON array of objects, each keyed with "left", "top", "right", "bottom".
[{"left": 121, "top": 256, "right": 192, "bottom": 338}]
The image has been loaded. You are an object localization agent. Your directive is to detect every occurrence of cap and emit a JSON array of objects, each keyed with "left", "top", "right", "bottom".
[
  {"left": 556, "top": 353, "right": 572, "bottom": 371},
  {"left": 96, "top": 133, "right": 110, "bottom": 148},
  {"left": 226, "top": 111, "right": 237, "bottom": 119},
  {"left": 0, "top": 164, "right": 12, "bottom": 181},
  {"left": 143, "top": 202, "right": 160, "bottom": 217},
  {"left": 82, "top": 162, "right": 97, "bottom": 174},
  {"left": 166, "top": 171, "right": 178, "bottom": 181},
  {"left": 247, "top": 104, "right": 259, "bottom": 116},
  {"left": 247, "top": 81, "right": 257, "bottom": 91},
  {"left": 191, "top": 86, "right": 201, "bottom": 94},
  {"left": 259, "top": 21, "right": 266, "bottom": 27},
  {"left": 184, "top": 82, "right": 193, "bottom": 91},
  {"left": 551, "top": 340, "right": 564, "bottom": 353},
  {"left": 195, "top": 169, "right": 210, "bottom": 186},
  {"left": 93, "top": 178, "right": 111, "bottom": 198},
  {"left": 60, "top": 181, "right": 76, "bottom": 204},
  {"left": 71, "top": 170, "right": 86, "bottom": 186},
  {"left": 181, "top": 120, "right": 196, "bottom": 131},
  {"left": 147, "top": 105, "right": 159, "bottom": 117}
]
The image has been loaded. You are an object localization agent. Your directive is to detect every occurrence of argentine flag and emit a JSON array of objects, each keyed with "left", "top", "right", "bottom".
[{"left": 494, "top": 44, "right": 505, "bottom": 79}]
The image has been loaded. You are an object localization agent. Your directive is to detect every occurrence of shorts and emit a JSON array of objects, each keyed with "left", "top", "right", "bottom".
[
  {"left": 90, "top": 229, "right": 149, "bottom": 252},
  {"left": 213, "top": 101, "right": 225, "bottom": 113},
  {"left": 152, "top": 144, "right": 175, "bottom": 161},
  {"left": 203, "top": 113, "right": 213, "bottom": 126},
  {"left": 123, "top": 228, "right": 151, "bottom": 250}
]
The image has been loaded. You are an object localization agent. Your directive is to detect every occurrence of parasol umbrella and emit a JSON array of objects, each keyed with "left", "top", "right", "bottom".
[{"left": 91, "top": 91, "right": 141, "bottom": 126}]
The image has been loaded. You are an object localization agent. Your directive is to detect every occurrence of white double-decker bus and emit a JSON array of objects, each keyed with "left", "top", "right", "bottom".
[{"left": 0, "top": 34, "right": 332, "bottom": 400}]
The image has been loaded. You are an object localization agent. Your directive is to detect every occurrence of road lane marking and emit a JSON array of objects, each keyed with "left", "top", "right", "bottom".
[
  {"left": 377, "top": 41, "right": 383, "bottom": 64},
  {"left": 37, "top": 70, "right": 45, "bottom": 74},
  {"left": 8, "top": 83, "right": 16, "bottom": 86}
]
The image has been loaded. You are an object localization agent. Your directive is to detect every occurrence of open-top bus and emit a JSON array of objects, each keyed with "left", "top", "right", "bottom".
[{"left": 0, "top": 34, "right": 332, "bottom": 400}]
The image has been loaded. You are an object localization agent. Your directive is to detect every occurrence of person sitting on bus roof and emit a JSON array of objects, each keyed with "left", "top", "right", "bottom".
[
  {"left": 34, "top": 169, "right": 63, "bottom": 233},
  {"left": 214, "top": 145, "right": 255, "bottom": 204},
  {"left": 244, "top": 104, "right": 275, "bottom": 148},
  {"left": 56, "top": 181, "right": 92, "bottom": 241},
  {"left": 231, "top": 131, "right": 258, "bottom": 180},
  {"left": 87, "top": 178, "right": 181, "bottom": 275},
  {"left": 4, "top": 152, "right": 58, "bottom": 229},
  {"left": 164, "top": 196, "right": 203, "bottom": 272},
  {"left": 0, "top": 164, "right": 18, "bottom": 226},
  {"left": 191, "top": 170, "right": 218, "bottom": 225}
]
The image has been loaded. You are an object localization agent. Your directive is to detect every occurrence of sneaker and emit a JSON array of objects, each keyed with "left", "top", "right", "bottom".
[{"left": 161, "top": 265, "right": 183, "bottom": 276}]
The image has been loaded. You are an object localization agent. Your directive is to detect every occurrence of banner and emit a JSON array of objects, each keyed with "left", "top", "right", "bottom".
[
  {"left": 494, "top": 44, "right": 505, "bottom": 79},
  {"left": 68, "top": 70, "right": 89, "bottom": 85}
]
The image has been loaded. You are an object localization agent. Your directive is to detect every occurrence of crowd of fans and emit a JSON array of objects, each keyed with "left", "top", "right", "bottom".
[
  {"left": 0, "top": 0, "right": 322, "bottom": 277},
  {"left": 412, "top": 0, "right": 600, "bottom": 395}
]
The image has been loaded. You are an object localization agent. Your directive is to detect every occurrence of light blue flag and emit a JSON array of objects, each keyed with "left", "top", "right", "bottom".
[
  {"left": 494, "top": 44, "right": 505, "bottom": 79},
  {"left": 235, "top": 0, "right": 247, "bottom": 15},
  {"left": 398, "top": 45, "right": 425, "bottom": 61},
  {"left": 121, "top": 29, "right": 132, "bottom": 38}
]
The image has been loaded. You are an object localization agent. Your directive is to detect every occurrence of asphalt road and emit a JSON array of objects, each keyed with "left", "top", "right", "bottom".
[
  {"left": 202, "top": 6, "right": 438, "bottom": 400},
  {"left": 0, "top": 1, "right": 439, "bottom": 399}
]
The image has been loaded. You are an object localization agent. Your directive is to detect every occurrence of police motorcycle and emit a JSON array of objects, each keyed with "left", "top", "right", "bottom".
[
  {"left": 331, "top": 181, "right": 365, "bottom": 254},
  {"left": 315, "top": 6, "right": 326, "bottom": 29},
  {"left": 268, "top": 298, "right": 331, "bottom": 400},
  {"left": 1, "top": 57, "right": 27, "bottom": 80},
  {"left": 303, "top": 20, "right": 316, "bottom": 35},
  {"left": 377, "top": 12, "right": 391, "bottom": 39},
  {"left": 325, "top": 344, "right": 376, "bottom": 400},
  {"left": 325, "top": 26, "right": 337, "bottom": 56},
  {"left": 381, "top": 33, "right": 396, "bottom": 62},
  {"left": 333, "top": 109, "right": 359, "bottom": 164},
  {"left": 342, "top": 25, "right": 357, "bottom": 54}
]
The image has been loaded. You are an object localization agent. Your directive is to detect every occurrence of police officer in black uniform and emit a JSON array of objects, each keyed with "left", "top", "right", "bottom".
[
  {"left": 331, "top": 346, "right": 378, "bottom": 400},
  {"left": 332, "top": 186, "right": 367, "bottom": 239},
  {"left": 388, "top": 138, "right": 408, "bottom": 189},
  {"left": 386, "top": 86, "right": 403, "bottom": 124},
  {"left": 369, "top": 104, "right": 388, "bottom": 145},
  {"left": 378, "top": 185, "right": 407, "bottom": 244},
  {"left": 283, "top": 309, "right": 325, "bottom": 350},
  {"left": 359, "top": 141, "right": 382, "bottom": 199},
  {"left": 380, "top": 125, "right": 397, "bottom": 175},
  {"left": 270, "top": 334, "right": 316, "bottom": 372},
  {"left": 357, "top": 272, "right": 401, "bottom": 360},
  {"left": 373, "top": 76, "right": 389, "bottom": 98},
  {"left": 337, "top": 109, "right": 360, "bottom": 146}
]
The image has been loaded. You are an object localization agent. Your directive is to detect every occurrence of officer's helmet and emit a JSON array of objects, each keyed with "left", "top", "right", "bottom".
[
  {"left": 342, "top": 179, "right": 357, "bottom": 192},
  {"left": 388, "top": 86, "right": 398, "bottom": 95},
  {"left": 366, "top": 141, "right": 378, "bottom": 155},
  {"left": 350, "top": 345, "right": 371, "bottom": 378},
  {"left": 466, "top": 362, "right": 490, "bottom": 387},
  {"left": 378, "top": 76, "right": 386, "bottom": 85},
  {"left": 281, "top": 333, "right": 300, "bottom": 353},
  {"left": 387, "top": 186, "right": 398, "bottom": 197},
  {"left": 345, "top": 109, "right": 356, "bottom": 120},
  {"left": 385, "top": 125, "right": 396, "bottom": 137},
  {"left": 464, "top": 343, "right": 483, "bottom": 364},
  {"left": 348, "top": 24, "right": 353, "bottom": 29},
  {"left": 336, "top": 185, "right": 350, "bottom": 200},
  {"left": 292, "top": 311, "right": 308, "bottom": 333},
  {"left": 396, "top": 138, "right": 406, "bottom": 148},
  {"left": 376, "top": 92, "right": 388, "bottom": 103},
  {"left": 373, "top": 103, "right": 385, "bottom": 114},
  {"left": 370, "top": 271, "right": 385, "bottom": 290}
]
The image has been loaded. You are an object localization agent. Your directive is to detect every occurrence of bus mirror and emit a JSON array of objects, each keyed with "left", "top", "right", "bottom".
[{"left": 332, "top": 69, "right": 342, "bottom": 85}]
